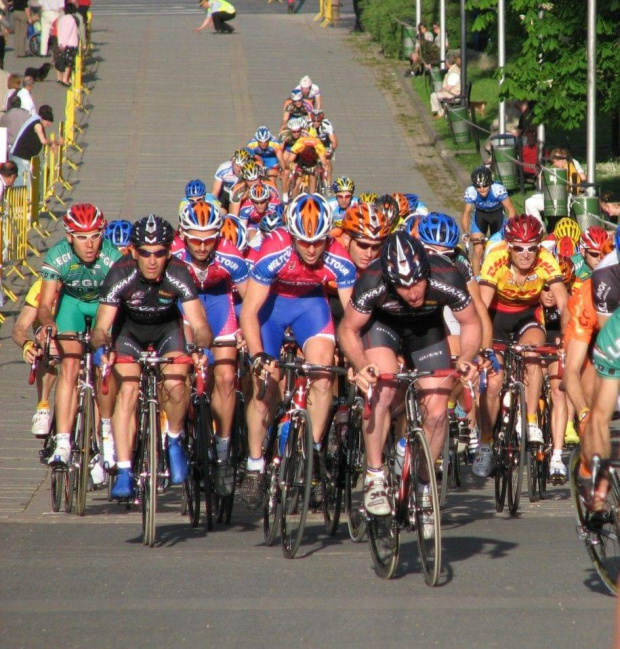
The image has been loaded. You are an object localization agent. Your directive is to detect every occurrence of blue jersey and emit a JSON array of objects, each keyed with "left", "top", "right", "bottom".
[
  {"left": 247, "top": 140, "right": 281, "bottom": 169},
  {"left": 464, "top": 182, "right": 509, "bottom": 211},
  {"left": 328, "top": 196, "right": 359, "bottom": 226}
]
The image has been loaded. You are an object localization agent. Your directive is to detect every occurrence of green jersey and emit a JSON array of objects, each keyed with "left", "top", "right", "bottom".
[
  {"left": 570, "top": 252, "right": 592, "bottom": 281},
  {"left": 40, "top": 238, "right": 122, "bottom": 302}
]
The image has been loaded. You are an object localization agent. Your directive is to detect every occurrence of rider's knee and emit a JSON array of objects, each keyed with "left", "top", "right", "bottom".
[{"left": 213, "top": 364, "right": 235, "bottom": 394}]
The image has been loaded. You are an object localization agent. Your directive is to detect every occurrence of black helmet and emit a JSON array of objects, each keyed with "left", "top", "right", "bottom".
[
  {"left": 381, "top": 230, "right": 430, "bottom": 287},
  {"left": 131, "top": 214, "right": 175, "bottom": 247},
  {"left": 471, "top": 165, "right": 493, "bottom": 188}
]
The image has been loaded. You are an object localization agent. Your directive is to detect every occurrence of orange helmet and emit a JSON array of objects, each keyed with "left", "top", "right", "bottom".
[
  {"left": 558, "top": 257, "right": 575, "bottom": 286},
  {"left": 341, "top": 203, "right": 390, "bottom": 242},
  {"left": 391, "top": 192, "right": 410, "bottom": 220},
  {"left": 287, "top": 193, "right": 332, "bottom": 242},
  {"left": 220, "top": 216, "right": 248, "bottom": 251}
]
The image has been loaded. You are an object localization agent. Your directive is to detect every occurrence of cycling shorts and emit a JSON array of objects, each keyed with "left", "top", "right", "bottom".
[
  {"left": 55, "top": 292, "right": 99, "bottom": 334},
  {"left": 180, "top": 286, "right": 237, "bottom": 341},
  {"left": 259, "top": 291, "right": 335, "bottom": 357},
  {"left": 260, "top": 155, "right": 279, "bottom": 170},
  {"left": 112, "top": 317, "right": 186, "bottom": 359},
  {"left": 490, "top": 307, "right": 544, "bottom": 344},
  {"left": 360, "top": 313, "right": 451, "bottom": 371},
  {"left": 471, "top": 206, "right": 505, "bottom": 237}
]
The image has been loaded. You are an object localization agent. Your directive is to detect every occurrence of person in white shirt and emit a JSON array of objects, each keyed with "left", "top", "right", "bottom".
[
  {"left": 16, "top": 76, "right": 37, "bottom": 117},
  {"left": 39, "top": 0, "right": 64, "bottom": 56},
  {"left": 430, "top": 53, "right": 461, "bottom": 117}
]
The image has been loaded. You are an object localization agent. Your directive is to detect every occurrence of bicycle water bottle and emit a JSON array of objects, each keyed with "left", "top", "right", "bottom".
[
  {"left": 277, "top": 416, "right": 291, "bottom": 456},
  {"left": 395, "top": 437, "right": 407, "bottom": 476},
  {"left": 335, "top": 404, "right": 348, "bottom": 442}
]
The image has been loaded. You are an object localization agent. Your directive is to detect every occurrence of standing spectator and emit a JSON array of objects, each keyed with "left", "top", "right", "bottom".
[
  {"left": 76, "top": 0, "right": 91, "bottom": 23},
  {"left": 0, "top": 1, "right": 11, "bottom": 69},
  {"left": 3, "top": 74, "right": 21, "bottom": 111},
  {"left": 17, "top": 76, "right": 37, "bottom": 116},
  {"left": 56, "top": 3, "right": 79, "bottom": 87},
  {"left": 432, "top": 22, "right": 448, "bottom": 49},
  {"left": 39, "top": 0, "right": 63, "bottom": 57},
  {"left": 10, "top": 0, "right": 34, "bottom": 58},
  {"left": 194, "top": 0, "right": 236, "bottom": 35},
  {"left": 600, "top": 191, "right": 620, "bottom": 225},
  {"left": 429, "top": 52, "right": 461, "bottom": 117},
  {"left": 0, "top": 94, "right": 31, "bottom": 148}
]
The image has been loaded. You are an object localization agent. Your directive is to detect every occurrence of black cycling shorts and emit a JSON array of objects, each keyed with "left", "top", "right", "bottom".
[
  {"left": 360, "top": 314, "right": 451, "bottom": 371},
  {"left": 112, "top": 317, "right": 186, "bottom": 359},
  {"left": 474, "top": 205, "right": 505, "bottom": 237},
  {"left": 490, "top": 307, "right": 544, "bottom": 344}
]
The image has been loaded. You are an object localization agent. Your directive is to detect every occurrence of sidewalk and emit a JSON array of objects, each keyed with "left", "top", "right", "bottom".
[{"left": 0, "top": 1, "right": 462, "bottom": 518}]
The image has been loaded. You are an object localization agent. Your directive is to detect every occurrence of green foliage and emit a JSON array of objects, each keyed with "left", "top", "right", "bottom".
[{"left": 360, "top": 0, "right": 416, "bottom": 59}]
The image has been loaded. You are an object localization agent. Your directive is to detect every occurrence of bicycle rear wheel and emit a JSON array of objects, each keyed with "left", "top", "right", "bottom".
[
  {"left": 51, "top": 468, "right": 63, "bottom": 513},
  {"left": 142, "top": 401, "right": 159, "bottom": 547},
  {"left": 344, "top": 398, "right": 366, "bottom": 542},
  {"left": 494, "top": 410, "right": 508, "bottom": 513},
  {"left": 76, "top": 391, "right": 95, "bottom": 517},
  {"left": 507, "top": 386, "right": 527, "bottom": 516},
  {"left": 410, "top": 428, "right": 442, "bottom": 586},
  {"left": 65, "top": 465, "right": 75, "bottom": 514},
  {"left": 184, "top": 466, "right": 201, "bottom": 527},
  {"left": 280, "top": 410, "right": 313, "bottom": 559},
  {"left": 322, "top": 418, "right": 344, "bottom": 536},
  {"left": 569, "top": 450, "right": 620, "bottom": 595}
]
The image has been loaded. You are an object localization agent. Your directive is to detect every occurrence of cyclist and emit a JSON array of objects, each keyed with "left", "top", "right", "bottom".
[
  {"left": 327, "top": 176, "right": 358, "bottom": 227},
  {"left": 179, "top": 178, "right": 219, "bottom": 214},
  {"left": 461, "top": 166, "right": 516, "bottom": 276},
  {"left": 338, "top": 231, "right": 480, "bottom": 517},
  {"left": 475, "top": 214, "right": 568, "bottom": 477},
  {"left": 239, "top": 193, "right": 357, "bottom": 508},
  {"left": 282, "top": 129, "right": 328, "bottom": 202},
  {"left": 92, "top": 215, "right": 213, "bottom": 499},
  {"left": 591, "top": 227, "right": 620, "bottom": 329},
  {"left": 172, "top": 202, "right": 249, "bottom": 494},
  {"left": 309, "top": 109, "right": 337, "bottom": 188},
  {"left": 246, "top": 126, "right": 285, "bottom": 185},
  {"left": 281, "top": 89, "right": 313, "bottom": 131},
  {"left": 247, "top": 204, "right": 285, "bottom": 253},
  {"left": 570, "top": 225, "right": 608, "bottom": 288},
  {"left": 36, "top": 204, "right": 122, "bottom": 466},
  {"left": 228, "top": 161, "right": 275, "bottom": 217},
  {"left": 238, "top": 181, "right": 281, "bottom": 233},
  {"left": 373, "top": 194, "right": 400, "bottom": 232},
  {"left": 212, "top": 148, "right": 251, "bottom": 210},
  {"left": 295, "top": 75, "right": 322, "bottom": 110}
]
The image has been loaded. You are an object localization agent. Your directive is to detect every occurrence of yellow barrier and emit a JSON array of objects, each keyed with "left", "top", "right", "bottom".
[
  {"left": 3, "top": 186, "right": 38, "bottom": 282},
  {"left": 314, "top": 0, "right": 333, "bottom": 26}
]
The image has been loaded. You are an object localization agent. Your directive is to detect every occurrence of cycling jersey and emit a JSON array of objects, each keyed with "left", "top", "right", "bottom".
[
  {"left": 294, "top": 83, "right": 321, "bottom": 103},
  {"left": 463, "top": 182, "right": 509, "bottom": 211},
  {"left": 251, "top": 228, "right": 356, "bottom": 298},
  {"left": 592, "top": 308, "right": 620, "bottom": 378},
  {"left": 246, "top": 139, "right": 281, "bottom": 169},
  {"left": 40, "top": 238, "right": 122, "bottom": 302},
  {"left": 564, "top": 278, "right": 598, "bottom": 346},
  {"left": 214, "top": 161, "right": 239, "bottom": 192},
  {"left": 570, "top": 252, "right": 592, "bottom": 281},
  {"left": 99, "top": 255, "right": 198, "bottom": 326},
  {"left": 327, "top": 196, "right": 359, "bottom": 226},
  {"left": 290, "top": 136, "right": 326, "bottom": 160},
  {"left": 283, "top": 98, "right": 313, "bottom": 119},
  {"left": 314, "top": 119, "right": 334, "bottom": 149},
  {"left": 479, "top": 247, "right": 563, "bottom": 313},
  {"left": 25, "top": 277, "right": 43, "bottom": 309},
  {"left": 229, "top": 179, "right": 279, "bottom": 207},
  {"left": 591, "top": 250, "right": 620, "bottom": 316},
  {"left": 238, "top": 202, "right": 280, "bottom": 228}
]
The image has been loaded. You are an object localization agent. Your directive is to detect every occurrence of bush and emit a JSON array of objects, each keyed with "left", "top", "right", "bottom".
[{"left": 360, "top": 0, "right": 415, "bottom": 59}]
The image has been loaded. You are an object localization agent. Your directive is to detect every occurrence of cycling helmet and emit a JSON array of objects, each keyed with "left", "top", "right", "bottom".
[
  {"left": 291, "top": 89, "right": 304, "bottom": 102},
  {"left": 255, "top": 126, "right": 272, "bottom": 143},
  {"left": 559, "top": 257, "right": 576, "bottom": 286},
  {"left": 185, "top": 179, "right": 206, "bottom": 201},
  {"left": 403, "top": 193, "right": 420, "bottom": 213},
  {"left": 504, "top": 214, "right": 544, "bottom": 244},
  {"left": 553, "top": 217, "right": 581, "bottom": 244},
  {"left": 299, "top": 75, "right": 312, "bottom": 90},
  {"left": 249, "top": 182, "right": 271, "bottom": 203},
  {"left": 358, "top": 192, "right": 378, "bottom": 204},
  {"left": 131, "top": 214, "right": 175, "bottom": 247},
  {"left": 259, "top": 205, "right": 285, "bottom": 234},
  {"left": 241, "top": 161, "right": 262, "bottom": 182},
  {"left": 341, "top": 203, "right": 390, "bottom": 242},
  {"left": 392, "top": 192, "right": 410, "bottom": 219},
  {"left": 417, "top": 212, "right": 460, "bottom": 249},
  {"left": 287, "top": 193, "right": 332, "bottom": 242},
  {"left": 104, "top": 219, "right": 132, "bottom": 248},
  {"left": 232, "top": 148, "right": 251, "bottom": 167},
  {"left": 374, "top": 194, "right": 400, "bottom": 228},
  {"left": 381, "top": 230, "right": 430, "bottom": 287},
  {"left": 603, "top": 237, "right": 615, "bottom": 256},
  {"left": 471, "top": 165, "right": 493, "bottom": 188},
  {"left": 63, "top": 203, "right": 106, "bottom": 234},
  {"left": 332, "top": 176, "right": 355, "bottom": 194},
  {"left": 580, "top": 225, "right": 608, "bottom": 252},
  {"left": 555, "top": 235, "right": 577, "bottom": 259},
  {"left": 178, "top": 200, "right": 223, "bottom": 233},
  {"left": 402, "top": 214, "right": 419, "bottom": 238},
  {"left": 220, "top": 216, "right": 248, "bottom": 252},
  {"left": 287, "top": 117, "right": 305, "bottom": 132},
  {"left": 311, "top": 108, "right": 325, "bottom": 122}
]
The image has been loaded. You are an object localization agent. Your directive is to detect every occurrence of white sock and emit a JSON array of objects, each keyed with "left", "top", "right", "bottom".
[
  {"left": 552, "top": 449, "right": 563, "bottom": 461},
  {"left": 167, "top": 429, "right": 184, "bottom": 440},
  {"left": 215, "top": 435, "right": 230, "bottom": 460},
  {"left": 117, "top": 460, "right": 131, "bottom": 470},
  {"left": 56, "top": 433, "right": 71, "bottom": 447},
  {"left": 247, "top": 456, "right": 265, "bottom": 473}
]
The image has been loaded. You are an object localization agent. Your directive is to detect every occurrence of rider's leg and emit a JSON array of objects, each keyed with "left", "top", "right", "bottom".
[
  {"left": 54, "top": 339, "right": 82, "bottom": 438},
  {"left": 160, "top": 356, "right": 190, "bottom": 436},
  {"left": 417, "top": 376, "right": 454, "bottom": 463},
  {"left": 211, "top": 344, "right": 237, "bottom": 444},
  {"left": 471, "top": 237, "right": 485, "bottom": 277},
  {"left": 303, "top": 335, "right": 335, "bottom": 445},
  {"left": 519, "top": 326, "right": 545, "bottom": 423},
  {"left": 548, "top": 363, "right": 568, "bottom": 454},
  {"left": 111, "top": 364, "right": 141, "bottom": 463}
]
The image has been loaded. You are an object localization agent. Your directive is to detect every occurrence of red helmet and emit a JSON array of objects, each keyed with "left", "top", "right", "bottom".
[
  {"left": 63, "top": 203, "right": 106, "bottom": 233},
  {"left": 555, "top": 235, "right": 577, "bottom": 258},
  {"left": 341, "top": 203, "right": 390, "bottom": 241},
  {"left": 559, "top": 257, "right": 576, "bottom": 286},
  {"left": 504, "top": 214, "right": 543, "bottom": 244},
  {"left": 580, "top": 225, "right": 608, "bottom": 252}
]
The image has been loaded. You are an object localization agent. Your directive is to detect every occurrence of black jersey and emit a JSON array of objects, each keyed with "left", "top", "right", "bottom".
[
  {"left": 591, "top": 250, "right": 620, "bottom": 316},
  {"left": 350, "top": 254, "right": 471, "bottom": 322},
  {"left": 99, "top": 254, "right": 199, "bottom": 325}
]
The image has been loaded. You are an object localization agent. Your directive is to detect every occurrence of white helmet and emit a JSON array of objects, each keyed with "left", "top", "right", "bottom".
[{"left": 299, "top": 75, "right": 312, "bottom": 90}]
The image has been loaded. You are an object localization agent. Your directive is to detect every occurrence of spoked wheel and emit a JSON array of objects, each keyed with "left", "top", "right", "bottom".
[
  {"left": 494, "top": 413, "right": 508, "bottom": 513},
  {"left": 142, "top": 402, "right": 159, "bottom": 547},
  {"left": 438, "top": 431, "right": 449, "bottom": 509},
  {"left": 64, "top": 466, "right": 75, "bottom": 514},
  {"left": 345, "top": 398, "right": 366, "bottom": 542},
  {"left": 194, "top": 396, "right": 214, "bottom": 532},
  {"left": 280, "top": 410, "right": 313, "bottom": 559},
  {"left": 367, "top": 468, "right": 399, "bottom": 579},
  {"left": 263, "top": 459, "right": 282, "bottom": 546},
  {"left": 569, "top": 449, "right": 620, "bottom": 595},
  {"left": 322, "top": 419, "right": 344, "bottom": 536},
  {"left": 184, "top": 466, "right": 201, "bottom": 527},
  {"left": 76, "top": 393, "right": 95, "bottom": 517},
  {"left": 539, "top": 449, "right": 549, "bottom": 499},
  {"left": 51, "top": 468, "right": 64, "bottom": 512},
  {"left": 507, "top": 386, "right": 527, "bottom": 516},
  {"left": 527, "top": 447, "right": 540, "bottom": 503},
  {"left": 410, "top": 428, "right": 442, "bottom": 587}
]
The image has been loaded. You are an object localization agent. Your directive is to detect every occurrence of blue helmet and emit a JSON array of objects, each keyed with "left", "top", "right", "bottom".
[
  {"left": 259, "top": 204, "right": 285, "bottom": 234},
  {"left": 255, "top": 126, "right": 272, "bottom": 143},
  {"left": 291, "top": 89, "right": 303, "bottom": 102},
  {"left": 403, "top": 193, "right": 419, "bottom": 213},
  {"left": 185, "top": 179, "right": 206, "bottom": 201},
  {"left": 417, "top": 212, "right": 460, "bottom": 249},
  {"left": 615, "top": 226, "right": 620, "bottom": 254},
  {"left": 104, "top": 219, "right": 132, "bottom": 248}
]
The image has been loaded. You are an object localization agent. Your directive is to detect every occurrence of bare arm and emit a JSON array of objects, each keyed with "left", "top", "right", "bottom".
[
  {"left": 37, "top": 279, "right": 60, "bottom": 333},
  {"left": 212, "top": 177, "right": 223, "bottom": 199},
  {"left": 452, "top": 302, "right": 483, "bottom": 364},
  {"left": 479, "top": 283, "right": 496, "bottom": 309},
  {"left": 338, "top": 305, "right": 373, "bottom": 372},
  {"left": 239, "top": 279, "right": 272, "bottom": 357},
  {"left": 502, "top": 196, "right": 517, "bottom": 219},
  {"left": 12, "top": 305, "right": 37, "bottom": 349},
  {"left": 235, "top": 279, "right": 247, "bottom": 300},
  {"left": 467, "top": 279, "right": 493, "bottom": 349},
  {"left": 337, "top": 286, "right": 353, "bottom": 311},
  {"left": 460, "top": 203, "right": 474, "bottom": 234},
  {"left": 549, "top": 281, "right": 569, "bottom": 331},
  {"left": 91, "top": 303, "right": 119, "bottom": 349},
  {"left": 194, "top": 15, "right": 213, "bottom": 32},
  {"left": 183, "top": 298, "right": 213, "bottom": 349},
  {"left": 564, "top": 337, "right": 591, "bottom": 415}
]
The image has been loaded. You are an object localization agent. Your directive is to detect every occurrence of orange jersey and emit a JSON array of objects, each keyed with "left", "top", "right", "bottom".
[{"left": 564, "top": 278, "right": 598, "bottom": 346}]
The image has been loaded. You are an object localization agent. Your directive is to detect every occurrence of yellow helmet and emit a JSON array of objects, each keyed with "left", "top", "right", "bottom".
[{"left": 554, "top": 217, "right": 581, "bottom": 245}]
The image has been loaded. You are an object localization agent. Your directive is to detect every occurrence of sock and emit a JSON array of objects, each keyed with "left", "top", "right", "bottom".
[
  {"left": 167, "top": 429, "right": 184, "bottom": 440},
  {"left": 552, "top": 449, "right": 562, "bottom": 461},
  {"left": 313, "top": 442, "right": 321, "bottom": 452},
  {"left": 117, "top": 460, "right": 131, "bottom": 470},
  {"left": 365, "top": 465, "right": 384, "bottom": 480},
  {"left": 37, "top": 400, "right": 50, "bottom": 411},
  {"left": 447, "top": 401, "right": 456, "bottom": 410},
  {"left": 527, "top": 414, "right": 537, "bottom": 425},
  {"left": 101, "top": 418, "right": 112, "bottom": 435},
  {"left": 247, "top": 456, "right": 265, "bottom": 473},
  {"left": 215, "top": 435, "right": 230, "bottom": 460},
  {"left": 56, "top": 433, "right": 71, "bottom": 447}
]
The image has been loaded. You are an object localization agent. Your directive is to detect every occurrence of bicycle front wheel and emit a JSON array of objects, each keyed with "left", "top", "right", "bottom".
[
  {"left": 569, "top": 449, "right": 620, "bottom": 595},
  {"left": 410, "top": 428, "right": 442, "bottom": 586},
  {"left": 507, "top": 386, "right": 527, "bottom": 516},
  {"left": 76, "top": 390, "right": 95, "bottom": 516},
  {"left": 51, "top": 468, "right": 63, "bottom": 513},
  {"left": 142, "top": 401, "right": 159, "bottom": 547},
  {"left": 344, "top": 398, "right": 366, "bottom": 542},
  {"left": 322, "top": 418, "right": 344, "bottom": 536},
  {"left": 367, "top": 470, "right": 399, "bottom": 579},
  {"left": 280, "top": 410, "right": 313, "bottom": 559}
]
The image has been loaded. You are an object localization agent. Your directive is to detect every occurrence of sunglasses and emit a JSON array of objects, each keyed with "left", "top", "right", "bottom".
[
  {"left": 295, "top": 238, "right": 326, "bottom": 248},
  {"left": 510, "top": 244, "right": 539, "bottom": 254},
  {"left": 252, "top": 199, "right": 270, "bottom": 205},
  {"left": 474, "top": 184, "right": 490, "bottom": 190},
  {"left": 137, "top": 248, "right": 169, "bottom": 258},
  {"left": 585, "top": 249, "right": 601, "bottom": 258},
  {"left": 354, "top": 240, "right": 383, "bottom": 251},
  {"left": 184, "top": 233, "right": 219, "bottom": 246},
  {"left": 72, "top": 231, "right": 103, "bottom": 242},
  {"left": 542, "top": 283, "right": 550, "bottom": 292}
]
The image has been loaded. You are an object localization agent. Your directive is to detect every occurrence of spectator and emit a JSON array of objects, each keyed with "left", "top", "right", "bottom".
[
  {"left": 77, "top": 0, "right": 91, "bottom": 23},
  {"left": 17, "top": 76, "right": 37, "bottom": 116},
  {"left": 0, "top": 2, "right": 10, "bottom": 69},
  {"left": 56, "top": 3, "right": 80, "bottom": 87},
  {"left": 600, "top": 190, "right": 620, "bottom": 225},
  {"left": 483, "top": 99, "right": 529, "bottom": 164},
  {"left": 39, "top": 0, "right": 64, "bottom": 57},
  {"left": 405, "top": 23, "right": 440, "bottom": 77},
  {"left": 0, "top": 94, "right": 30, "bottom": 148},
  {"left": 10, "top": 0, "right": 34, "bottom": 59},
  {"left": 429, "top": 52, "right": 461, "bottom": 117},
  {"left": 3, "top": 74, "right": 22, "bottom": 112},
  {"left": 432, "top": 22, "right": 448, "bottom": 49},
  {"left": 194, "top": 0, "right": 236, "bottom": 35}
]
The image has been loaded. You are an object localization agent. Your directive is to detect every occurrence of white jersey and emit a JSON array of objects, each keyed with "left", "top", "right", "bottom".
[{"left": 214, "top": 161, "right": 239, "bottom": 190}]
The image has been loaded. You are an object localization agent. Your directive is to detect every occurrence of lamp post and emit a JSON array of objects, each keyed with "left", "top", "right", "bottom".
[
  {"left": 586, "top": 0, "right": 596, "bottom": 195},
  {"left": 460, "top": 0, "right": 467, "bottom": 102},
  {"left": 497, "top": 0, "right": 506, "bottom": 133}
]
